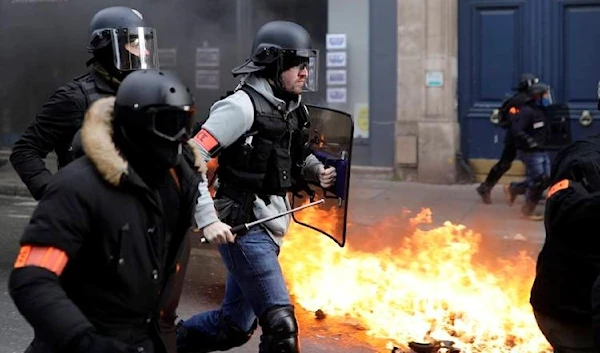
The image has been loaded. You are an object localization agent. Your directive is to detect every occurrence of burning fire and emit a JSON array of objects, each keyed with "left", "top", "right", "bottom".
[{"left": 279, "top": 208, "right": 552, "bottom": 352}]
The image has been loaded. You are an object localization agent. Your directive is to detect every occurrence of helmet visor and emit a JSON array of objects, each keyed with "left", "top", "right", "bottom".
[
  {"left": 111, "top": 27, "right": 159, "bottom": 71},
  {"left": 283, "top": 49, "right": 319, "bottom": 92},
  {"left": 544, "top": 88, "right": 554, "bottom": 105}
]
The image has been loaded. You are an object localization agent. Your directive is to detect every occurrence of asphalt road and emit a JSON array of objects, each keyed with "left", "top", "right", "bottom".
[{"left": 0, "top": 195, "right": 382, "bottom": 353}]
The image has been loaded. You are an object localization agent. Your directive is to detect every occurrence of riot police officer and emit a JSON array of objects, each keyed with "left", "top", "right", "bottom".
[
  {"left": 9, "top": 69, "right": 209, "bottom": 353},
  {"left": 476, "top": 73, "right": 539, "bottom": 204},
  {"left": 9, "top": 6, "right": 159, "bottom": 200},
  {"left": 505, "top": 82, "right": 552, "bottom": 220},
  {"left": 530, "top": 136, "right": 600, "bottom": 352},
  {"left": 176, "top": 21, "right": 335, "bottom": 353}
]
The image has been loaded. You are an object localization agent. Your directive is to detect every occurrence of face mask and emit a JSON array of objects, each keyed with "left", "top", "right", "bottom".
[
  {"left": 540, "top": 97, "right": 551, "bottom": 107},
  {"left": 537, "top": 96, "right": 551, "bottom": 107},
  {"left": 147, "top": 137, "right": 182, "bottom": 169}
]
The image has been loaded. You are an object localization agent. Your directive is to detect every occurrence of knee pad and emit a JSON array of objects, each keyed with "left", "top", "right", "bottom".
[
  {"left": 259, "top": 305, "right": 300, "bottom": 353},
  {"left": 176, "top": 317, "right": 257, "bottom": 353}
]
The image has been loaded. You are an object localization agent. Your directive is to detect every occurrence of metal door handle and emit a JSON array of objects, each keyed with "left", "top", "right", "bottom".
[
  {"left": 490, "top": 109, "right": 500, "bottom": 124},
  {"left": 580, "top": 110, "right": 593, "bottom": 127}
]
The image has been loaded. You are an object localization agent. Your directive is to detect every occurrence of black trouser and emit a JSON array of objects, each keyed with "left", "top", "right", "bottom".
[
  {"left": 483, "top": 131, "right": 517, "bottom": 188},
  {"left": 534, "top": 311, "right": 596, "bottom": 353}
]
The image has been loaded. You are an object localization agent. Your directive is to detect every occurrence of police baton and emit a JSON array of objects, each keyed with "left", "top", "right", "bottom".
[{"left": 199, "top": 199, "right": 325, "bottom": 243}]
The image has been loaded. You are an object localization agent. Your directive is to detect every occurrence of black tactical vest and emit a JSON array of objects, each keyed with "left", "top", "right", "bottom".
[
  {"left": 69, "top": 73, "right": 115, "bottom": 160},
  {"left": 76, "top": 73, "right": 115, "bottom": 108},
  {"left": 217, "top": 85, "right": 310, "bottom": 197}
]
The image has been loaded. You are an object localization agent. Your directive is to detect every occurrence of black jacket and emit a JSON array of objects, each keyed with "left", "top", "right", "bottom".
[
  {"left": 511, "top": 102, "right": 549, "bottom": 151},
  {"left": 498, "top": 91, "right": 529, "bottom": 129},
  {"left": 8, "top": 98, "right": 206, "bottom": 353},
  {"left": 9, "top": 69, "right": 115, "bottom": 200},
  {"left": 530, "top": 137, "right": 600, "bottom": 323}
]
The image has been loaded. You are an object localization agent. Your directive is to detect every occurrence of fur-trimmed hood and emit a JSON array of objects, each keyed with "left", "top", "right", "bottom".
[{"left": 81, "top": 97, "right": 207, "bottom": 186}]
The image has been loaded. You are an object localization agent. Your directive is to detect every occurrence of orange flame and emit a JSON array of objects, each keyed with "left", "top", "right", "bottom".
[{"left": 280, "top": 208, "right": 552, "bottom": 352}]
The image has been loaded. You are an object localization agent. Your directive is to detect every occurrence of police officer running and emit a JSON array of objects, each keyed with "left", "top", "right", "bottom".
[
  {"left": 9, "top": 6, "right": 159, "bottom": 200},
  {"left": 9, "top": 70, "right": 209, "bottom": 353},
  {"left": 504, "top": 82, "right": 552, "bottom": 220},
  {"left": 176, "top": 21, "right": 335, "bottom": 353},
  {"left": 476, "top": 73, "right": 539, "bottom": 204}
]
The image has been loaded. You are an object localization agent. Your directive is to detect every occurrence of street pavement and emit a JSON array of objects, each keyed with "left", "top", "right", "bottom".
[{"left": 0, "top": 152, "right": 547, "bottom": 353}]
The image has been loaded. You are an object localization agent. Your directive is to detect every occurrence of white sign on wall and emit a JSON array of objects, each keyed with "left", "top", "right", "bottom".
[
  {"left": 326, "top": 87, "right": 347, "bottom": 103},
  {"left": 326, "top": 33, "right": 347, "bottom": 50},
  {"left": 425, "top": 71, "right": 444, "bottom": 87},
  {"left": 326, "top": 52, "right": 347, "bottom": 68},
  {"left": 326, "top": 69, "right": 347, "bottom": 85}
]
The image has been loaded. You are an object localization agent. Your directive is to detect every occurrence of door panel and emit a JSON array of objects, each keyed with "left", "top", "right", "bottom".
[
  {"left": 548, "top": 0, "right": 600, "bottom": 139},
  {"left": 459, "top": 0, "right": 531, "bottom": 159}
]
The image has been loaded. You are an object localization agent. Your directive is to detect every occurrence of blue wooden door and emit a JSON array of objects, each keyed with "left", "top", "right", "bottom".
[
  {"left": 459, "top": 0, "right": 600, "bottom": 160},
  {"left": 545, "top": 0, "right": 600, "bottom": 141}
]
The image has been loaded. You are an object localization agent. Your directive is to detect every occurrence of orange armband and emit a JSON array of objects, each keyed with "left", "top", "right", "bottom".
[
  {"left": 193, "top": 129, "right": 220, "bottom": 155},
  {"left": 547, "top": 179, "right": 570, "bottom": 199},
  {"left": 14, "top": 245, "right": 68, "bottom": 276}
]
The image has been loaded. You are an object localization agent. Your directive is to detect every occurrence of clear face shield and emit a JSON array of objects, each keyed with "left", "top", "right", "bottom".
[
  {"left": 292, "top": 49, "right": 319, "bottom": 92},
  {"left": 543, "top": 88, "right": 554, "bottom": 105},
  {"left": 111, "top": 27, "right": 159, "bottom": 71}
]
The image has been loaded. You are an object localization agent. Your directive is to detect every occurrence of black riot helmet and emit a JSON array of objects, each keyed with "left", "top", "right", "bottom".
[
  {"left": 528, "top": 82, "right": 550, "bottom": 97},
  {"left": 113, "top": 70, "right": 195, "bottom": 172},
  {"left": 232, "top": 20, "right": 319, "bottom": 91},
  {"left": 515, "top": 73, "right": 539, "bottom": 92},
  {"left": 528, "top": 82, "right": 554, "bottom": 107},
  {"left": 88, "top": 6, "right": 159, "bottom": 81}
]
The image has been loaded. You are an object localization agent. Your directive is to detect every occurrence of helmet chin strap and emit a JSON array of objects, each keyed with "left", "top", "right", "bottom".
[{"left": 267, "top": 57, "right": 299, "bottom": 104}]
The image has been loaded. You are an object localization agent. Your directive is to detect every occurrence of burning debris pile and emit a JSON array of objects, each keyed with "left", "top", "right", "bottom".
[{"left": 279, "top": 208, "right": 552, "bottom": 353}]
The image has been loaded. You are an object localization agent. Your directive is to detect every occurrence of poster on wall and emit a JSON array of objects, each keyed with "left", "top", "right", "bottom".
[
  {"left": 326, "top": 33, "right": 347, "bottom": 50},
  {"left": 353, "top": 103, "right": 369, "bottom": 139},
  {"left": 326, "top": 87, "right": 347, "bottom": 103}
]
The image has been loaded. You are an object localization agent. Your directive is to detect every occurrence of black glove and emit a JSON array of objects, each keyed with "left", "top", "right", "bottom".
[
  {"left": 526, "top": 136, "right": 539, "bottom": 150},
  {"left": 68, "top": 332, "right": 140, "bottom": 353}
]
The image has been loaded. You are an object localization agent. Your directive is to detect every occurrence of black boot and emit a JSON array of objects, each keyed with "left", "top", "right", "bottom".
[{"left": 476, "top": 184, "right": 492, "bottom": 204}]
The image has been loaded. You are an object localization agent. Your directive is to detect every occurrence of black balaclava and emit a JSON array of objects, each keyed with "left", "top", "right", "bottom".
[
  {"left": 92, "top": 46, "right": 128, "bottom": 84},
  {"left": 113, "top": 120, "right": 181, "bottom": 188}
]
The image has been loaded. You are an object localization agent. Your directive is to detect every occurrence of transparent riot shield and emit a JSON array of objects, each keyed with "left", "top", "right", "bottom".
[
  {"left": 544, "top": 103, "right": 572, "bottom": 151},
  {"left": 291, "top": 105, "right": 353, "bottom": 247}
]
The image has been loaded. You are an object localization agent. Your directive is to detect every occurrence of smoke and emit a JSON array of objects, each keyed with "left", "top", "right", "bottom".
[{"left": 0, "top": 0, "right": 329, "bottom": 147}]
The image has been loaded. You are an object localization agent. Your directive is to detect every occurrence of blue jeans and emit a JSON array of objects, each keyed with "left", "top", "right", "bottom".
[
  {"left": 182, "top": 228, "right": 291, "bottom": 334},
  {"left": 510, "top": 150, "right": 551, "bottom": 203}
]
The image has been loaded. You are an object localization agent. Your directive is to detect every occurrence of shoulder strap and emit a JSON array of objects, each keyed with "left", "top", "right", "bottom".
[
  {"left": 240, "top": 85, "right": 281, "bottom": 119},
  {"left": 79, "top": 79, "right": 105, "bottom": 108}
]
